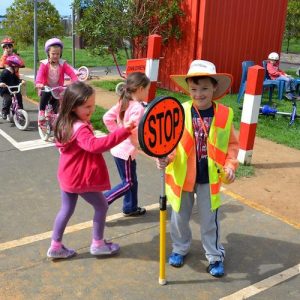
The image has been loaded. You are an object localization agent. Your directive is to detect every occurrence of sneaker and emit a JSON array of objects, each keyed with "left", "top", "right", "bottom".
[
  {"left": 1, "top": 112, "right": 7, "bottom": 120},
  {"left": 207, "top": 261, "right": 225, "bottom": 277},
  {"left": 47, "top": 245, "right": 76, "bottom": 259},
  {"left": 285, "top": 93, "right": 294, "bottom": 101},
  {"left": 168, "top": 252, "right": 185, "bottom": 267},
  {"left": 123, "top": 207, "right": 146, "bottom": 217},
  {"left": 90, "top": 241, "right": 120, "bottom": 256}
]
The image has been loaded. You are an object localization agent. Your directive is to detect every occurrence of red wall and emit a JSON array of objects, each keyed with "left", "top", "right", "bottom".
[{"left": 135, "top": 0, "right": 288, "bottom": 94}]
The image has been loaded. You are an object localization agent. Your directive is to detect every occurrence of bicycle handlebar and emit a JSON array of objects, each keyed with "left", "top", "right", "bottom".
[
  {"left": 41, "top": 85, "right": 66, "bottom": 100},
  {"left": 6, "top": 82, "right": 24, "bottom": 94}
]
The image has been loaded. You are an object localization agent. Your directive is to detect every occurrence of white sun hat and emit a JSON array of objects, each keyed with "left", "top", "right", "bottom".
[{"left": 170, "top": 60, "right": 233, "bottom": 100}]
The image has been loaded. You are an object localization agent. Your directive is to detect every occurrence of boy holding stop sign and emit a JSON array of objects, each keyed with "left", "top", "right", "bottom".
[{"left": 156, "top": 60, "right": 239, "bottom": 277}]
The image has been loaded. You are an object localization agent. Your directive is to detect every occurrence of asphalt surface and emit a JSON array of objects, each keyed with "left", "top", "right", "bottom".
[{"left": 0, "top": 67, "right": 299, "bottom": 299}]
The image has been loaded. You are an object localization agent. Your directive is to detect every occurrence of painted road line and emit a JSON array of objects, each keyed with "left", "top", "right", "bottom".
[
  {"left": 0, "top": 129, "right": 105, "bottom": 151},
  {"left": 221, "top": 187, "right": 300, "bottom": 229},
  {"left": 220, "top": 263, "right": 300, "bottom": 300},
  {"left": 0, "top": 129, "right": 54, "bottom": 151},
  {"left": 0, "top": 203, "right": 159, "bottom": 252}
]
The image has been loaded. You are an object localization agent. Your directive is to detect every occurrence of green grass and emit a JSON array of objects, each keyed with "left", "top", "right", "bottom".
[
  {"left": 236, "top": 164, "right": 255, "bottom": 178},
  {"left": 282, "top": 38, "right": 300, "bottom": 53},
  {"left": 92, "top": 79, "right": 123, "bottom": 92}
]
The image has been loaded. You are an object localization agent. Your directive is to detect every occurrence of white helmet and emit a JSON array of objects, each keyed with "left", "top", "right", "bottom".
[{"left": 268, "top": 52, "right": 279, "bottom": 61}]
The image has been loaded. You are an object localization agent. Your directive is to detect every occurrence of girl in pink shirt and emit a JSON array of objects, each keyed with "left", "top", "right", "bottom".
[
  {"left": 47, "top": 81, "right": 135, "bottom": 259},
  {"left": 103, "top": 72, "right": 150, "bottom": 216},
  {"left": 35, "top": 38, "right": 78, "bottom": 124}
]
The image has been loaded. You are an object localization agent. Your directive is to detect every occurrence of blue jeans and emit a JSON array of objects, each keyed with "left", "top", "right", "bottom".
[
  {"left": 277, "top": 75, "right": 296, "bottom": 93},
  {"left": 104, "top": 156, "right": 138, "bottom": 214}
]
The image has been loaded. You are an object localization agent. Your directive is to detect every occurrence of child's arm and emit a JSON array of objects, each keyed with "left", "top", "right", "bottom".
[
  {"left": 127, "top": 105, "right": 145, "bottom": 147},
  {"left": 35, "top": 63, "right": 46, "bottom": 87},
  {"left": 267, "top": 63, "right": 285, "bottom": 77},
  {"left": 223, "top": 126, "right": 239, "bottom": 183},
  {"left": 103, "top": 104, "right": 119, "bottom": 132},
  {"left": 63, "top": 63, "right": 78, "bottom": 82},
  {"left": 76, "top": 124, "right": 132, "bottom": 153}
]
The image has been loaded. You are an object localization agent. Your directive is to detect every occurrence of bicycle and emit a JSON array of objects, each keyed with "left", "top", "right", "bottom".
[
  {"left": 259, "top": 99, "right": 299, "bottom": 126},
  {"left": 2, "top": 82, "right": 30, "bottom": 130},
  {"left": 38, "top": 86, "right": 66, "bottom": 141},
  {"left": 65, "top": 66, "right": 89, "bottom": 82}
]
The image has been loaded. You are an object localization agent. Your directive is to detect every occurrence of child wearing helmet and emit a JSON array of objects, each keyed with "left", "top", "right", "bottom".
[
  {"left": 0, "top": 54, "right": 25, "bottom": 120},
  {"left": 35, "top": 38, "right": 78, "bottom": 124},
  {"left": 267, "top": 52, "right": 297, "bottom": 100},
  {"left": 0, "top": 37, "right": 15, "bottom": 69}
]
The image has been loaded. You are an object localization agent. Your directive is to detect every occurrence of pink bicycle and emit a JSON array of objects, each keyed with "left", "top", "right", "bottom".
[
  {"left": 38, "top": 86, "right": 65, "bottom": 141},
  {"left": 5, "top": 82, "right": 30, "bottom": 130}
]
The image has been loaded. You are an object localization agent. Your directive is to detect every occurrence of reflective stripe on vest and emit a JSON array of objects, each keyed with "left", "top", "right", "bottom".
[
  {"left": 165, "top": 100, "right": 233, "bottom": 212},
  {"left": 165, "top": 101, "right": 194, "bottom": 212},
  {"left": 208, "top": 103, "right": 233, "bottom": 210}
]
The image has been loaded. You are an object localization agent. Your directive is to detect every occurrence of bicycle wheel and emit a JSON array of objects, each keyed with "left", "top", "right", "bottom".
[
  {"left": 77, "top": 66, "right": 89, "bottom": 81},
  {"left": 13, "top": 109, "right": 29, "bottom": 130},
  {"left": 115, "top": 82, "right": 125, "bottom": 96}
]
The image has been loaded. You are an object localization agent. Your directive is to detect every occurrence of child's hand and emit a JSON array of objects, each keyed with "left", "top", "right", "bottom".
[
  {"left": 156, "top": 157, "right": 169, "bottom": 169},
  {"left": 123, "top": 120, "right": 136, "bottom": 131},
  {"left": 223, "top": 167, "right": 235, "bottom": 184},
  {"left": 0, "top": 82, "right": 7, "bottom": 88},
  {"left": 36, "top": 83, "right": 44, "bottom": 89}
]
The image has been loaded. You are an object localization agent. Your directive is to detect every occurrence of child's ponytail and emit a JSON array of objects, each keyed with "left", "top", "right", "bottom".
[{"left": 118, "top": 72, "right": 150, "bottom": 121}]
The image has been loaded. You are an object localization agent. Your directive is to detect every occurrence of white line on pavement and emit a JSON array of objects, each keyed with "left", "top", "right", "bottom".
[
  {"left": 0, "top": 203, "right": 159, "bottom": 252},
  {"left": 220, "top": 264, "right": 300, "bottom": 299},
  {"left": 0, "top": 129, "right": 105, "bottom": 151},
  {"left": 0, "top": 128, "right": 54, "bottom": 151}
]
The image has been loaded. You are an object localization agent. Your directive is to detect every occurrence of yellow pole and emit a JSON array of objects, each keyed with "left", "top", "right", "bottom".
[{"left": 159, "top": 168, "right": 167, "bottom": 285}]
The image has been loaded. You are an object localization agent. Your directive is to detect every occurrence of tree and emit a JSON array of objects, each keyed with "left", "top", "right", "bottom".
[
  {"left": 73, "top": 0, "right": 184, "bottom": 58},
  {"left": 3, "top": 0, "right": 64, "bottom": 46},
  {"left": 284, "top": 0, "right": 300, "bottom": 53}
]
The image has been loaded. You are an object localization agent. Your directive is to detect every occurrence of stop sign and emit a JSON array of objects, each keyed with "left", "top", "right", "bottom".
[{"left": 138, "top": 96, "right": 185, "bottom": 157}]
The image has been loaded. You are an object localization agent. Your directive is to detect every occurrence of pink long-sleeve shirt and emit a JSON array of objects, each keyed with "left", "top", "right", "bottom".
[
  {"left": 266, "top": 61, "right": 286, "bottom": 80},
  {"left": 35, "top": 59, "right": 78, "bottom": 87},
  {"left": 103, "top": 100, "right": 145, "bottom": 160}
]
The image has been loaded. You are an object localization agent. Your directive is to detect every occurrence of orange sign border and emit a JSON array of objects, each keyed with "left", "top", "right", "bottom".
[{"left": 138, "top": 96, "right": 185, "bottom": 157}]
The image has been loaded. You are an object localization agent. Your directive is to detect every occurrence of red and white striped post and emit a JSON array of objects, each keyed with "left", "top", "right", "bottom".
[
  {"left": 238, "top": 65, "right": 265, "bottom": 165},
  {"left": 145, "top": 34, "right": 162, "bottom": 102}
]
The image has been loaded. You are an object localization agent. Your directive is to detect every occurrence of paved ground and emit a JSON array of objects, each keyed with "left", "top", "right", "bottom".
[{"left": 0, "top": 65, "right": 299, "bottom": 299}]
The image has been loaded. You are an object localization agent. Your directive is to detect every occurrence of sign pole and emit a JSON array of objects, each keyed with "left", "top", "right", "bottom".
[
  {"left": 138, "top": 96, "right": 185, "bottom": 286},
  {"left": 159, "top": 168, "right": 167, "bottom": 285}
]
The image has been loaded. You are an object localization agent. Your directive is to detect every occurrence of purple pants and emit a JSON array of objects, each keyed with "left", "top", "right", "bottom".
[{"left": 51, "top": 191, "right": 108, "bottom": 242}]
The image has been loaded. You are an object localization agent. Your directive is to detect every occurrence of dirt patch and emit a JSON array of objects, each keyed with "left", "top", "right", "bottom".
[{"left": 229, "top": 137, "right": 300, "bottom": 228}]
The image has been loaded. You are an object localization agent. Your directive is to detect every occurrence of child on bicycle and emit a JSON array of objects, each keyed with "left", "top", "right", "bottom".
[
  {"left": 35, "top": 38, "right": 78, "bottom": 125},
  {"left": 0, "top": 37, "right": 16, "bottom": 69},
  {"left": 0, "top": 54, "right": 25, "bottom": 120},
  {"left": 47, "top": 81, "right": 136, "bottom": 259},
  {"left": 103, "top": 72, "right": 150, "bottom": 216}
]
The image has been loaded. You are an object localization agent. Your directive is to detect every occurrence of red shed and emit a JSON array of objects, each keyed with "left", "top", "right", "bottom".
[{"left": 134, "top": 0, "right": 288, "bottom": 94}]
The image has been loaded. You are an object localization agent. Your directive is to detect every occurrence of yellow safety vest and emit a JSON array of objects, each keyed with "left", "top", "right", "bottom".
[{"left": 165, "top": 100, "right": 233, "bottom": 212}]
